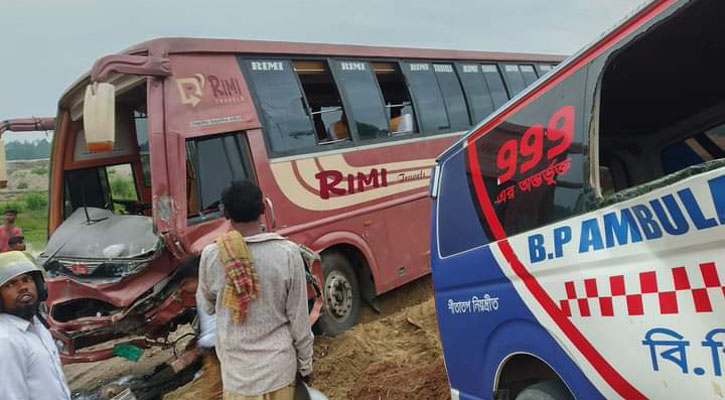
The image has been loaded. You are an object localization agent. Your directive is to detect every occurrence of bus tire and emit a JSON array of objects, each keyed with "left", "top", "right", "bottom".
[
  {"left": 514, "top": 380, "right": 573, "bottom": 400},
  {"left": 314, "top": 252, "right": 361, "bottom": 336}
]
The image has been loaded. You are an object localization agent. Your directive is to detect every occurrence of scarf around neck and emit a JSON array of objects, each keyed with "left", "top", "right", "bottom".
[{"left": 216, "top": 230, "right": 260, "bottom": 324}]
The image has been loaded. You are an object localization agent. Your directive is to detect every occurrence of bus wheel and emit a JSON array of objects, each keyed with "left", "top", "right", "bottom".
[
  {"left": 315, "top": 252, "right": 361, "bottom": 336},
  {"left": 514, "top": 380, "right": 573, "bottom": 400}
]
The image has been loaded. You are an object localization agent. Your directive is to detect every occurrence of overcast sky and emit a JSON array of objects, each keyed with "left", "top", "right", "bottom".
[{"left": 1, "top": 0, "right": 647, "bottom": 141}]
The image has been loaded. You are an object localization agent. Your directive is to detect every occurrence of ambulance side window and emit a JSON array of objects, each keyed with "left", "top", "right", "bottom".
[{"left": 596, "top": 6, "right": 725, "bottom": 196}]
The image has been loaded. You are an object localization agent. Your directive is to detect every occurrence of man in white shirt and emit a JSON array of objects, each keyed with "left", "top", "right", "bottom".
[{"left": 0, "top": 251, "right": 71, "bottom": 400}]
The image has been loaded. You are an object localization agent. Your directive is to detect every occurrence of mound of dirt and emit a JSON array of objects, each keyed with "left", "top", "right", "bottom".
[{"left": 313, "top": 297, "right": 449, "bottom": 400}]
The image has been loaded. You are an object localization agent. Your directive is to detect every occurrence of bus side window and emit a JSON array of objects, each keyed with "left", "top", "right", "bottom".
[
  {"left": 502, "top": 64, "right": 527, "bottom": 96},
  {"left": 537, "top": 63, "right": 554, "bottom": 77},
  {"left": 520, "top": 64, "right": 539, "bottom": 86},
  {"left": 403, "top": 62, "right": 450, "bottom": 135},
  {"left": 457, "top": 64, "right": 496, "bottom": 123},
  {"left": 433, "top": 63, "right": 471, "bottom": 131},
  {"left": 185, "top": 132, "right": 255, "bottom": 224},
  {"left": 293, "top": 60, "right": 350, "bottom": 144},
  {"left": 373, "top": 62, "right": 417, "bottom": 136},
  {"left": 331, "top": 60, "right": 390, "bottom": 141},
  {"left": 240, "top": 59, "right": 316, "bottom": 154},
  {"left": 481, "top": 64, "right": 509, "bottom": 109}
]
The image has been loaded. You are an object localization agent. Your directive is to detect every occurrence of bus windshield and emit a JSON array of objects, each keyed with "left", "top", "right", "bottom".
[{"left": 63, "top": 81, "right": 150, "bottom": 219}]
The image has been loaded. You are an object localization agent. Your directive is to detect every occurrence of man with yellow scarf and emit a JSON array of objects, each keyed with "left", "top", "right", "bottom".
[{"left": 197, "top": 180, "right": 314, "bottom": 400}]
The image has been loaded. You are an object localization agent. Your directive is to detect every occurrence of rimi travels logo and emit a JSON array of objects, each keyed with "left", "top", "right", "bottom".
[{"left": 175, "top": 73, "right": 245, "bottom": 107}]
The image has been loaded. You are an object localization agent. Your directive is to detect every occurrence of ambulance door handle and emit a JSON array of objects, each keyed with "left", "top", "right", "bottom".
[{"left": 265, "top": 197, "right": 276, "bottom": 231}]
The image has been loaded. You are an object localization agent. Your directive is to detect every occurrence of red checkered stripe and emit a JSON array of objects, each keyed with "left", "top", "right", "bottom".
[{"left": 559, "top": 262, "right": 722, "bottom": 317}]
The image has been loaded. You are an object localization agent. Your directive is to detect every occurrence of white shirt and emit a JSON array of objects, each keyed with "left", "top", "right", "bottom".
[
  {"left": 0, "top": 313, "right": 72, "bottom": 400},
  {"left": 195, "top": 287, "right": 217, "bottom": 349}
]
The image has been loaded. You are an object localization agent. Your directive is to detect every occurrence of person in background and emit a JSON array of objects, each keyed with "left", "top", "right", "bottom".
[
  {"left": 0, "top": 251, "right": 71, "bottom": 400},
  {"left": 9, "top": 235, "right": 26, "bottom": 252},
  {"left": 0, "top": 209, "right": 22, "bottom": 252},
  {"left": 197, "top": 180, "right": 314, "bottom": 400}
]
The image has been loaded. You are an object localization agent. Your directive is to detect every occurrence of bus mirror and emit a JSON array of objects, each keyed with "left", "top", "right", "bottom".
[
  {"left": 83, "top": 82, "right": 116, "bottom": 152},
  {"left": 0, "top": 139, "right": 7, "bottom": 189}
]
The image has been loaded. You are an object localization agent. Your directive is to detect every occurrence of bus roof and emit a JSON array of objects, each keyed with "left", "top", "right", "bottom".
[
  {"left": 124, "top": 37, "right": 565, "bottom": 62},
  {"left": 59, "top": 37, "right": 565, "bottom": 106}
]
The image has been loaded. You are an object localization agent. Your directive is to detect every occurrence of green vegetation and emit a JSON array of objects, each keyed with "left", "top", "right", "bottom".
[
  {"left": 110, "top": 177, "right": 136, "bottom": 200},
  {"left": 6, "top": 139, "right": 51, "bottom": 160},
  {"left": 31, "top": 166, "right": 48, "bottom": 175},
  {"left": 24, "top": 192, "right": 48, "bottom": 211},
  {"left": 0, "top": 191, "right": 49, "bottom": 251}
]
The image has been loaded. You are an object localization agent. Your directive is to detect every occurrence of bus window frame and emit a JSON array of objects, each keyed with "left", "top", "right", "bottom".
[
  {"left": 371, "top": 60, "right": 421, "bottom": 138},
  {"left": 292, "top": 58, "right": 354, "bottom": 148},
  {"left": 182, "top": 130, "right": 257, "bottom": 226},
  {"left": 454, "top": 62, "right": 498, "bottom": 124},
  {"left": 239, "top": 55, "right": 355, "bottom": 158},
  {"left": 497, "top": 62, "right": 522, "bottom": 98},
  {"left": 431, "top": 62, "right": 472, "bottom": 131},
  {"left": 400, "top": 59, "right": 455, "bottom": 136},
  {"left": 327, "top": 57, "right": 391, "bottom": 144},
  {"left": 242, "top": 54, "right": 506, "bottom": 160}
]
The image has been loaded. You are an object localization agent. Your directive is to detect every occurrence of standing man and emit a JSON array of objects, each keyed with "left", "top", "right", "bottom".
[
  {"left": 0, "top": 251, "right": 71, "bottom": 400},
  {"left": 0, "top": 209, "right": 23, "bottom": 252},
  {"left": 197, "top": 180, "right": 313, "bottom": 400}
]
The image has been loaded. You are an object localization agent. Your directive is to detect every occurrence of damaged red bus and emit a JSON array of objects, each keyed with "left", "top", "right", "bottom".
[{"left": 2, "top": 38, "right": 562, "bottom": 363}]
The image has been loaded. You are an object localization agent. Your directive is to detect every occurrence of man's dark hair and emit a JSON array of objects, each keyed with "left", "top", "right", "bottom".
[
  {"left": 4, "top": 209, "right": 18, "bottom": 216},
  {"left": 221, "top": 180, "right": 264, "bottom": 223},
  {"left": 8, "top": 236, "right": 24, "bottom": 246}
]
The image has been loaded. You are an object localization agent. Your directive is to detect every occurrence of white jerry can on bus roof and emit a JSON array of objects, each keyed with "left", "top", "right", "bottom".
[
  {"left": 83, "top": 82, "right": 116, "bottom": 152},
  {"left": 0, "top": 139, "right": 8, "bottom": 189}
]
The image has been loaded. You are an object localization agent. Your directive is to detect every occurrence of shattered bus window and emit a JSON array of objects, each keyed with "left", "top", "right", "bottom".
[{"left": 186, "top": 132, "right": 255, "bottom": 223}]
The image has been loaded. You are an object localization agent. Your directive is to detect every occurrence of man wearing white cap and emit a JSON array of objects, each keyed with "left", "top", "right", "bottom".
[{"left": 0, "top": 251, "right": 71, "bottom": 400}]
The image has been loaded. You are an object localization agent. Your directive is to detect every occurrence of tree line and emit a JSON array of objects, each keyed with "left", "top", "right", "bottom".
[{"left": 6, "top": 139, "right": 51, "bottom": 160}]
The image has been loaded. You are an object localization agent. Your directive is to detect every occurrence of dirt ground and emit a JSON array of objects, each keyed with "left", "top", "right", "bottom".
[
  {"left": 0, "top": 159, "right": 49, "bottom": 199},
  {"left": 66, "top": 276, "right": 450, "bottom": 400}
]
